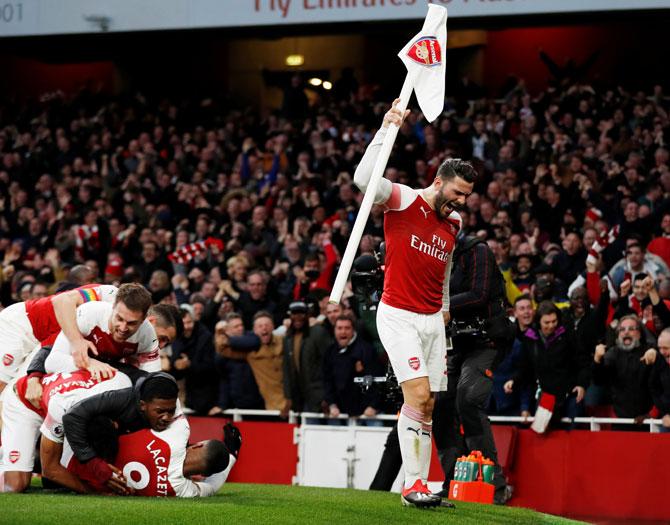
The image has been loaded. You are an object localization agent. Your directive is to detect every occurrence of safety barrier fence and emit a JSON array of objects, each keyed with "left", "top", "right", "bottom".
[{"left": 220, "top": 408, "right": 666, "bottom": 432}]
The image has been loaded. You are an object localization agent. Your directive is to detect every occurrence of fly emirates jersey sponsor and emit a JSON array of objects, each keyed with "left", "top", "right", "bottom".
[
  {"left": 382, "top": 187, "right": 461, "bottom": 314},
  {"left": 49, "top": 301, "right": 160, "bottom": 372},
  {"left": 25, "top": 284, "right": 117, "bottom": 345}
]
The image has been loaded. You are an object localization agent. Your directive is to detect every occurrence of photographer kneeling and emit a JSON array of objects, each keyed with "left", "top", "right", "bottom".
[{"left": 433, "top": 235, "right": 513, "bottom": 504}]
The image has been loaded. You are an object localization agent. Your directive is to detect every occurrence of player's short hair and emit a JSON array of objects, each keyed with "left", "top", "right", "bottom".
[
  {"left": 203, "top": 440, "right": 230, "bottom": 476},
  {"left": 138, "top": 372, "right": 179, "bottom": 402},
  {"left": 87, "top": 415, "right": 119, "bottom": 462},
  {"left": 150, "top": 303, "right": 184, "bottom": 339},
  {"left": 115, "top": 283, "right": 152, "bottom": 317},
  {"left": 436, "top": 158, "right": 477, "bottom": 184}
]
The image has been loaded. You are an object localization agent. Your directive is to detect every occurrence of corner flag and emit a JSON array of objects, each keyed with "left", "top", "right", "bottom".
[
  {"left": 398, "top": 4, "right": 448, "bottom": 123},
  {"left": 328, "top": 5, "right": 448, "bottom": 305}
]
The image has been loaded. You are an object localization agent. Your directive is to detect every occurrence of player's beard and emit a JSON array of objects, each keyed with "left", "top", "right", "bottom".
[
  {"left": 113, "top": 327, "right": 130, "bottom": 341},
  {"left": 434, "top": 191, "right": 465, "bottom": 220}
]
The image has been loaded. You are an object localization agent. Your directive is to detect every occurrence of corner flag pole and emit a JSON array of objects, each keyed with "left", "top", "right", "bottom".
[
  {"left": 329, "top": 4, "right": 448, "bottom": 305},
  {"left": 328, "top": 75, "right": 415, "bottom": 305}
]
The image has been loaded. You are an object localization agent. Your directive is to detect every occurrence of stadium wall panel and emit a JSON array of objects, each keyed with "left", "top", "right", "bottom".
[{"left": 188, "top": 417, "right": 670, "bottom": 521}]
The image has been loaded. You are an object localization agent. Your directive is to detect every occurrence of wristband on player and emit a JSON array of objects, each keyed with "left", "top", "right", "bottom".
[
  {"left": 27, "top": 372, "right": 44, "bottom": 380},
  {"left": 83, "top": 457, "right": 113, "bottom": 483}
]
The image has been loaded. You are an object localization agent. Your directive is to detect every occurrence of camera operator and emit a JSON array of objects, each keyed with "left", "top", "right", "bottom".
[
  {"left": 350, "top": 252, "right": 385, "bottom": 357},
  {"left": 433, "top": 234, "right": 513, "bottom": 504}
]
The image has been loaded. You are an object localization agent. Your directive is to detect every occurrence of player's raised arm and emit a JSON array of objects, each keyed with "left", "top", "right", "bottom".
[
  {"left": 52, "top": 286, "right": 118, "bottom": 368},
  {"left": 353, "top": 99, "right": 409, "bottom": 205},
  {"left": 52, "top": 290, "right": 98, "bottom": 368}
]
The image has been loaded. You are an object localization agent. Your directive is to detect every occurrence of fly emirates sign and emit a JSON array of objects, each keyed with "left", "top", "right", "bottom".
[
  {"left": 250, "top": 0, "right": 669, "bottom": 22},
  {"left": 1, "top": 0, "right": 668, "bottom": 37}
]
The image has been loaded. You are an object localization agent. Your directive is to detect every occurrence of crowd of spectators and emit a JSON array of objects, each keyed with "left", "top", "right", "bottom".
[{"left": 1, "top": 64, "right": 669, "bottom": 429}]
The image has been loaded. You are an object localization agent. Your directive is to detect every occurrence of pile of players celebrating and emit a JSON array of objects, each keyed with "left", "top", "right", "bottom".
[{"left": 0, "top": 267, "right": 241, "bottom": 497}]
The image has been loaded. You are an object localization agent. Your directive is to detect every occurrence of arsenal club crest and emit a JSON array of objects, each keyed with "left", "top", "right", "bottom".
[
  {"left": 406, "top": 36, "right": 442, "bottom": 67},
  {"left": 9, "top": 450, "right": 20, "bottom": 463},
  {"left": 2, "top": 353, "right": 13, "bottom": 367},
  {"left": 408, "top": 357, "right": 421, "bottom": 371}
]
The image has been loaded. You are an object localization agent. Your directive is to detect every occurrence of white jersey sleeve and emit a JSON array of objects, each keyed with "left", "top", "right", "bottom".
[
  {"left": 44, "top": 332, "right": 78, "bottom": 374},
  {"left": 125, "top": 320, "right": 160, "bottom": 372},
  {"left": 96, "top": 285, "right": 118, "bottom": 303},
  {"left": 40, "top": 371, "right": 132, "bottom": 443},
  {"left": 77, "top": 285, "right": 118, "bottom": 304},
  {"left": 442, "top": 211, "right": 462, "bottom": 312},
  {"left": 189, "top": 456, "right": 236, "bottom": 498},
  {"left": 157, "top": 416, "right": 233, "bottom": 498},
  {"left": 45, "top": 302, "right": 111, "bottom": 374},
  {"left": 75, "top": 302, "right": 111, "bottom": 337},
  {"left": 384, "top": 184, "right": 421, "bottom": 212},
  {"left": 161, "top": 417, "right": 199, "bottom": 498},
  {"left": 353, "top": 127, "right": 393, "bottom": 205}
]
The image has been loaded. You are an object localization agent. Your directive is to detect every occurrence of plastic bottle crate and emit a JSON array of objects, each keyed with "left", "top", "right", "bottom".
[{"left": 449, "top": 450, "right": 494, "bottom": 504}]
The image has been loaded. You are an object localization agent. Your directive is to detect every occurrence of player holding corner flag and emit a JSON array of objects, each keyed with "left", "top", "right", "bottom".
[{"left": 347, "top": 5, "right": 476, "bottom": 508}]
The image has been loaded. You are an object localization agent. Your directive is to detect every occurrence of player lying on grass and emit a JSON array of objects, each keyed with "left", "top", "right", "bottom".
[
  {"left": 0, "top": 368, "right": 132, "bottom": 492},
  {"left": 0, "top": 334, "right": 179, "bottom": 494},
  {"left": 41, "top": 371, "right": 181, "bottom": 494},
  {"left": 63, "top": 419, "right": 242, "bottom": 497}
]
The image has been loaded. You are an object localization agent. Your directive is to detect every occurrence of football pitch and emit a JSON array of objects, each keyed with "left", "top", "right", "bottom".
[{"left": 0, "top": 482, "right": 584, "bottom": 524}]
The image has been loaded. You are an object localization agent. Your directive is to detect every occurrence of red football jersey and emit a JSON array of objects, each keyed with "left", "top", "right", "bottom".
[
  {"left": 24, "top": 284, "right": 117, "bottom": 345},
  {"left": 63, "top": 415, "right": 235, "bottom": 498},
  {"left": 381, "top": 189, "right": 460, "bottom": 314},
  {"left": 15, "top": 369, "right": 122, "bottom": 419},
  {"left": 47, "top": 301, "right": 160, "bottom": 372},
  {"left": 116, "top": 428, "right": 178, "bottom": 497},
  {"left": 65, "top": 418, "right": 199, "bottom": 497}
]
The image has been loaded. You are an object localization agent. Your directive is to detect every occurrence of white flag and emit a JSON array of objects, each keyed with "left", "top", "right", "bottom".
[
  {"left": 398, "top": 4, "right": 448, "bottom": 123},
  {"left": 531, "top": 392, "right": 556, "bottom": 434}
]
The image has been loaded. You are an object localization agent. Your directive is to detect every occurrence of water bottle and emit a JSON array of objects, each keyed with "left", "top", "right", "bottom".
[{"left": 481, "top": 458, "right": 495, "bottom": 484}]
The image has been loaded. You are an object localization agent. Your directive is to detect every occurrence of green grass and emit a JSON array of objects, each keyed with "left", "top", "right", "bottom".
[{"left": 0, "top": 482, "right": 584, "bottom": 525}]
